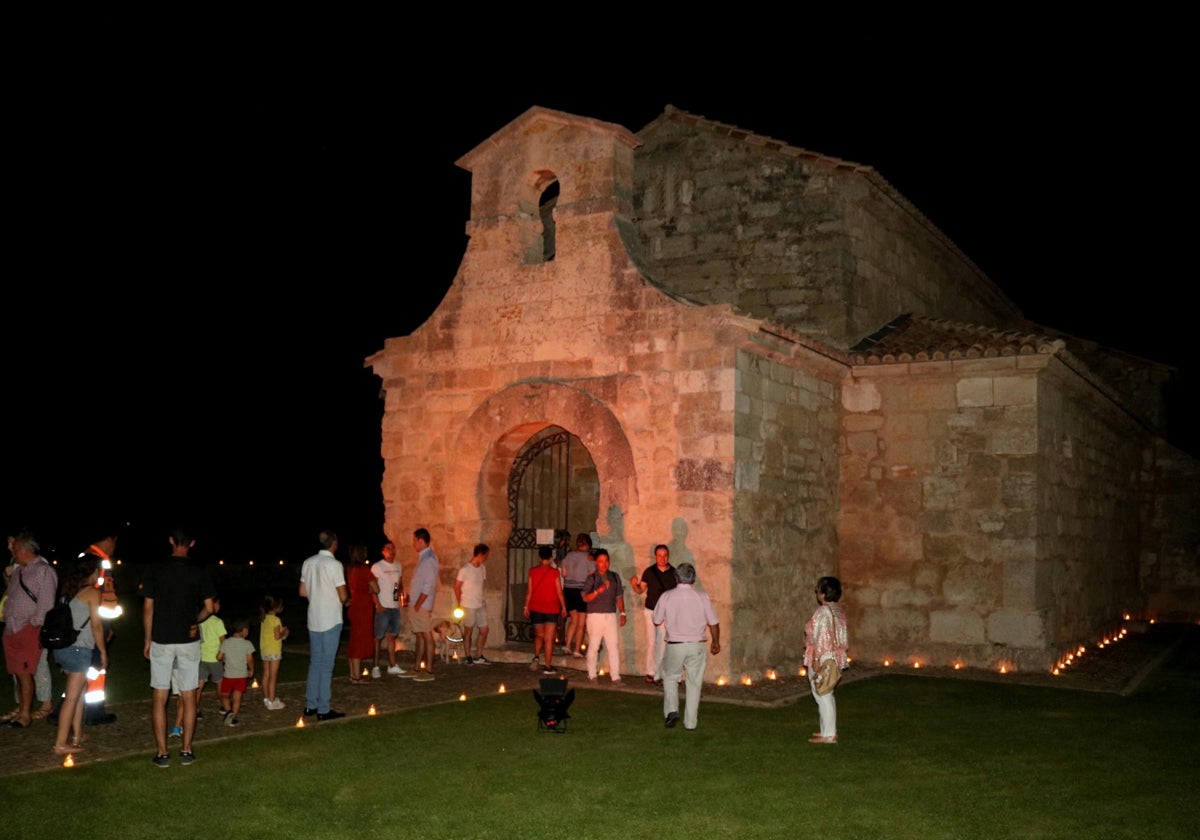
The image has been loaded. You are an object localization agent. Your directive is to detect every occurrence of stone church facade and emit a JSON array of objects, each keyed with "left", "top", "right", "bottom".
[{"left": 368, "top": 107, "right": 1198, "bottom": 678}]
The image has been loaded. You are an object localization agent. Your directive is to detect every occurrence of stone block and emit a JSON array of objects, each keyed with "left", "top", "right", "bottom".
[
  {"left": 856, "top": 607, "right": 927, "bottom": 644},
  {"left": 956, "top": 377, "right": 994, "bottom": 407},
  {"left": 910, "top": 381, "right": 956, "bottom": 411},
  {"left": 930, "top": 609, "right": 986, "bottom": 645},
  {"left": 842, "top": 379, "right": 882, "bottom": 412},
  {"left": 994, "top": 375, "right": 1036, "bottom": 406},
  {"left": 943, "top": 562, "right": 1000, "bottom": 607},
  {"left": 986, "top": 609, "right": 1047, "bottom": 647}
]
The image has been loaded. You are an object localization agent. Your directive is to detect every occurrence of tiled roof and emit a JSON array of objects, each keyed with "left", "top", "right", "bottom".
[{"left": 846, "top": 314, "right": 1065, "bottom": 365}]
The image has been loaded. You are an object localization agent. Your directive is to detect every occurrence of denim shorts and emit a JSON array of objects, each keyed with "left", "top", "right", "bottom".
[{"left": 53, "top": 645, "right": 94, "bottom": 674}]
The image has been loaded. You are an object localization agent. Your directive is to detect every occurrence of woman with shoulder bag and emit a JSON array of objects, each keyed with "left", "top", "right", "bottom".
[
  {"left": 803, "top": 576, "right": 848, "bottom": 745},
  {"left": 51, "top": 559, "right": 107, "bottom": 755}
]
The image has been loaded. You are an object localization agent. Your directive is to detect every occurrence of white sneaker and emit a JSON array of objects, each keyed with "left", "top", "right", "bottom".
[
  {"left": 263, "top": 697, "right": 273, "bottom": 709},
  {"left": 371, "top": 666, "right": 382, "bottom": 679},
  {"left": 269, "top": 698, "right": 286, "bottom": 711},
  {"left": 387, "top": 664, "right": 405, "bottom": 676}
]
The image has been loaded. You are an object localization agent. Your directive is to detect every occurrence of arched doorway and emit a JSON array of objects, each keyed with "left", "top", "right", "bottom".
[{"left": 504, "top": 425, "right": 598, "bottom": 643}]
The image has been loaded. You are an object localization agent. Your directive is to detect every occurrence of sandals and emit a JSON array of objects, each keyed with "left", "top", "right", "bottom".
[
  {"left": 348, "top": 677, "right": 370, "bottom": 685},
  {"left": 31, "top": 708, "right": 51, "bottom": 721},
  {"left": 53, "top": 744, "right": 85, "bottom": 755},
  {"left": 808, "top": 735, "right": 838, "bottom": 744},
  {"left": 0, "top": 709, "right": 17, "bottom": 723}
]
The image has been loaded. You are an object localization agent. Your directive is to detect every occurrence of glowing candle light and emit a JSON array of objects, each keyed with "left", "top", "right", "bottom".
[
  {"left": 741, "top": 675, "right": 753, "bottom": 686},
  {"left": 498, "top": 684, "right": 506, "bottom": 694},
  {"left": 251, "top": 679, "right": 259, "bottom": 690},
  {"left": 361, "top": 668, "right": 369, "bottom": 677},
  {"left": 296, "top": 717, "right": 305, "bottom": 728},
  {"left": 219, "top": 560, "right": 225, "bottom": 566},
  {"left": 1124, "top": 613, "right": 1131, "bottom": 620},
  {"left": 716, "top": 676, "right": 728, "bottom": 686},
  {"left": 1052, "top": 667, "right": 1060, "bottom": 675},
  {"left": 278, "top": 560, "right": 284, "bottom": 566},
  {"left": 999, "top": 665, "right": 1008, "bottom": 674},
  {"left": 883, "top": 659, "right": 892, "bottom": 667},
  {"left": 953, "top": 662, "right": 962, "bottom": 670},
  {"left": 368, "top": 705, "right": 377, "bottom": 716},
  {"left": 766, "top": 669, "right": 778, "bottom": 681},
  {"left": 249, "top": 560, "right": 254, "bottom": 566},
  {"left": 453, "top": 606, "right": 465, "bottom": 621},
  {"left": 912, "top": 661, "right": 921, "bottom": 669},
  {"left": 63, "top": 754, "right": 75, "bottom": 768},
  {"left": 419, "top": 661, "right": 426, "bottom": 670},
  {"left": 798, "top": 667, "right": 808, "bottom": 677},
  {"left": 459, "top": 693, "right": 467, "bottom": 701}
]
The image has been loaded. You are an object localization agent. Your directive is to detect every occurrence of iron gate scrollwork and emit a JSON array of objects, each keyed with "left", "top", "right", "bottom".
[{"left": 505, "top": 429, "right": 573, "bottom": 643}]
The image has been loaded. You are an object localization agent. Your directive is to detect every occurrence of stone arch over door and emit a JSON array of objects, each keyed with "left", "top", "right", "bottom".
[{"left": 445, "top": 380, "right": 638, "bottom": 611}]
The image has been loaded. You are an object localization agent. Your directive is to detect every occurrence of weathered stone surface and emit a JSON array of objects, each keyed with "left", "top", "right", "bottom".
[{"left": 930, "top": 609, "right": 986, "bottom": 644}]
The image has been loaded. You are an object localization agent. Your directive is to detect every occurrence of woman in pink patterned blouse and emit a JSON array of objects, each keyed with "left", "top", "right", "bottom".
[{"left": 803, "top": 576, "right": 848, "bottom": 744}]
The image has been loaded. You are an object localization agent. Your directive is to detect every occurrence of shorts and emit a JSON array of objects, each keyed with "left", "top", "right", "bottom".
[
  {"left": 374, "top": 608, "right": 401, "bottom": 638},
  {"left": 461, "top": 605, "right": 488, "bottom": 628},
  {"left": 3, "top": 623, "right": 42, "bottom": 674},
  {"left": 260, "top": 653, "right": 281, "bottom": 662},
  {"left": 149, "top": 641, "right": 201, "bottom": 692},
  {"left": 199, "top": 660, "right": 224, "bottom": 685},
  {"left": 410, "top": 608, "right": 433, "bottom": 633},
  {"left": 565, "top": 588, "right": 586, "bottom": 612},
  {"left": 529, "top": 610, "right": 558, "bottom": 626},
  {"left": 53, "top": 644, "right": 94, "bottom": 674},
  {"left": 220, "top": 676, "right": 248, "bottom": 694}
]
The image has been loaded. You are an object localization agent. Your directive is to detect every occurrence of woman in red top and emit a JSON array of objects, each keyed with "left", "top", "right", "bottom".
[
  {"left": 344, "top": 545, "right": 375, "bottom": 684},
  {"left": 523, "top": 546, "right": 566, "bottom": 675}
]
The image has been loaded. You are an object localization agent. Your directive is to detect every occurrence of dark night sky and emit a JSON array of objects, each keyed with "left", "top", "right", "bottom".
[{"left": 4, "top": 39, "right": 1193, "bottom": 565}]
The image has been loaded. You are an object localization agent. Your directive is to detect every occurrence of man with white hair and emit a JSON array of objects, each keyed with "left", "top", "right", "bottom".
[
  {"left": 652, "top": 562, "right": 720, "bottom": 731},
  {"left": 3, "top": 532, "right": 56, "bottom": 728}
]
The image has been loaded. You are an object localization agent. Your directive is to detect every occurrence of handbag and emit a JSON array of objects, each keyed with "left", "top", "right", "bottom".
[{"left": 814, "top": 657, "right": 841, "bottom": 696}]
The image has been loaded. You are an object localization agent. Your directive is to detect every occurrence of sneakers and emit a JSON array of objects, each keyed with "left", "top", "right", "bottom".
[
  {"left": 169, "top": 725, "right": 183, "bottom": 739},
  {"left": 219, "top": 709, "right": 232, "bottom": 721},
  {"left": 317, "top": 710, "right": 346, "bottom": 721},
  {"left": 542, "top": 668, "right": 557, "bottom": 675},
  {"left": 303, "top": 707, "right": 318, "bottom": 716},
  {"left": 267, "top": 698, "right": 285, "bottom": 711},
  {"left": 152, "top": 753, "right": 170, "bottom": 768},
  {"left": 474, "top": 655, "right": 491, "bottom": 666},
  {"left": 225, "top": 715, "right": 240, "bottom": 728},
  {"left": 464, "top": 656, "right": 475, "bottom": 665},
  {"left": 371, "top": 666, "right": 382, "bottom": 679},
  {"left": 387, "top": 664, "right": 405, "bottom": 676},
  {"left": 263, "top": 697, "right": 274, "bottom": 709},
  {"left": 179, "top": 750, "right": 195, "bottom": 766},
  {"left": 413, "top": 671, "right": 435, "bottom": 682},
  {"left": 665, "top": 711, "right": 680, "bottom": 729}
]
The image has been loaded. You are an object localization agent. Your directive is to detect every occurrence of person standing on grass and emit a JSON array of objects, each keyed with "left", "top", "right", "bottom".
[
  {"left": 455, "top": 544, "right": 491, "bottom": 665},
  {"left": 217, "top": 619, "right": 255, "bottom": 727},
  {"left": 368, "top": 541, "right": 404, "bottom": 678},
  {"left": 804, "top": 576, "right": 848, "bottom": 745},
  {"left": 653, "top": 562, "right": 719, "bottom": 730},
  {"left": 194, "top": 596, "right": 225, "bottom": 720},
  {"left": 143, "top": 527, "right": 215, "bottom": 768},
  {"left": 299, "top": 529, "right": 348, "bottom": 721},
  {"left": 582, "top": 549, "right": 625, "bottom": 683},
  {"left": 408, "top": 528, "right": 438, "bottom": 682},
  {"left": 258, "top": 595, "right": 287, "bottom": 709},
  {"left": 630, "top": 544, "right": 677, "bottom": 686}
]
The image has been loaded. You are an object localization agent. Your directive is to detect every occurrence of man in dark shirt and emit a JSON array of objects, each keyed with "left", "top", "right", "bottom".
[
  {"left": 142, "top": 528, "right": 215, "bottom": 768},
  {"left": 630, "top": 544, "right": 677, "bottom": 685}
]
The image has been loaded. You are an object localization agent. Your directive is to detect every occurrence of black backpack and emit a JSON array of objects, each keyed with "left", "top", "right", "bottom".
[{"left": 40, "top": 600, "right": 86, "bottom": 650}]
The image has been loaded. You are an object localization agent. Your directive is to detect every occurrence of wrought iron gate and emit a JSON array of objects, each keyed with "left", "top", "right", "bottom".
[{"left": 505, "top": 428, "right": 573, "bottom": 643}]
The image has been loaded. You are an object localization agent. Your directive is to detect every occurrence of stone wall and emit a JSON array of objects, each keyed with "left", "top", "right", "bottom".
[
  {"left": 1034, "top": 359, "right": 1144, "bottom": 652},
  {"left": 731, "top": 337, "right": 842, "bottom": 673},
  {"left": 633, "top": 112, "right": 1021, "bottom": 349},
  {"left": 839, "top": 355, "right": 1056, "bottom": 671},
  {"left": 1140, "top": 440, "right": 1200, "bottom": 620}
]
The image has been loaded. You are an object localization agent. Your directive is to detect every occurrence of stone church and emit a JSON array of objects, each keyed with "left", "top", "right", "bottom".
[{"left": 367, "top": 106, "right": 1198, "bottom": 678}]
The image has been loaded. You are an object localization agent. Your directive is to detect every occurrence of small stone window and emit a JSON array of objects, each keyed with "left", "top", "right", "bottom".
[{"left": 520, "top": 170, "right": 559, "bottom": 265}]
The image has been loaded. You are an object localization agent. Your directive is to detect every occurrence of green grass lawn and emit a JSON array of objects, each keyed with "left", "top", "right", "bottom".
[{"left": 4, "top": 645, "right": 1198, "bottom": 840}]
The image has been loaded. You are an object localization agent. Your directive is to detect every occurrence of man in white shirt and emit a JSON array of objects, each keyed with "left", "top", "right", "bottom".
[
  {"left": 454, "top": 544, "right": 490, "bottom": 664},
  {"left": 299, "top": 530, "right": 348, "bottom": 720},
  {"left": 653, "top": 562, "right": 720, "bottom": 731},
  {"left": 369, "top": 541, "right": 404, "bottom": 678}
]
